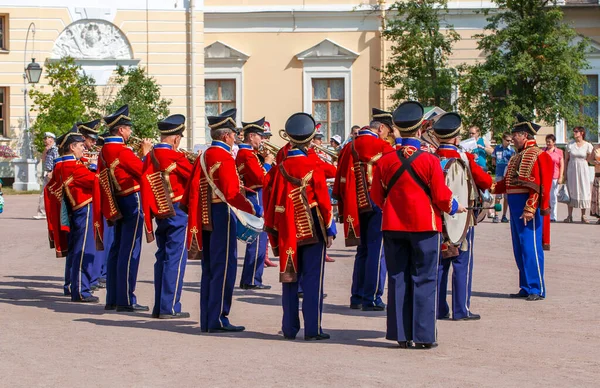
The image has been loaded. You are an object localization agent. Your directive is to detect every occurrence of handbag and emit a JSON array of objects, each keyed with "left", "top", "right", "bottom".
[{"left": 557, "top": 184, "right": 570, "bottom": 204}]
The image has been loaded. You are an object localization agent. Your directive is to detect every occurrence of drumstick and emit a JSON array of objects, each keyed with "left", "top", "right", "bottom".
[
  {"left": 466, "top": 204, "right": 502, "bottom": 211},
  {"left": 243, "top": 186, "right": 258, "bottom": 194}
]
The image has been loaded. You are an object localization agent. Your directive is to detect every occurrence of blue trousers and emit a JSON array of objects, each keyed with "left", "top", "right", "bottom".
[
  {"left": 94, "top": 218, "right": 114, "bottom": 284},
  {"left": 153, "top": 203, "right": 188, "bottom": 316},
  {"left": 281, "top": 231, "right": 326, "bottom": 339},
  {"left": 106, "top": 192, "right": 144, "bottom": 307},
  {"left": 351, "top": 207, "right": 386, "bottom": 307},
  {"left": 437, "top": 227, "right": 475, "bottom": 319},
  {"left": 201, "top": 203, "right": 238, "bottom": 331},
  {"left": 508, "top": 193, "right": 546, "bottom": 297},
  {"left": 64, "top": 253, "right": 72, "bottom": 296},
  {"left": 383, "top": 231, "right": 440, "bottom": 344},
  {"left": 240, "top": 191, "right": 267, "bottom": 287},
  {"left": 67, "top": 203, "right": 96, "bottom": 301}
]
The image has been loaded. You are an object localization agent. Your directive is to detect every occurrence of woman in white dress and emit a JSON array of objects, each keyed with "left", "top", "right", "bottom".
[{"left": 564, "top": 126, "right": 595, "bottom": 223}]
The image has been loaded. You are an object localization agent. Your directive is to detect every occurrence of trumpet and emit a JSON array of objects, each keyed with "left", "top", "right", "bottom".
[
  {"left": 178, "top": 148, "right": 199, "bottom": 163},
  {"left": 260, "top": 141, "right": 281, "bottom": 155},
  {"left": 312, "top": 143, "right": 338, "bottom": 162},
  {"left": 128, "top": 136, "right": 157, "bottom": 154}
]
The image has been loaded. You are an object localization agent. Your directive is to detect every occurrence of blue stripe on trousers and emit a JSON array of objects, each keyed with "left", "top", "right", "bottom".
[
  {"left": 350, "top": 206, "right": 387, "bottom": 307},
  {"left": 200, "top": 203, "right": 238, "bottom": 330},
  {"left": 153, "top": 203, "right": 188, "bottom": 315},
  {"left": 507, "top": 193, "right": 545, "bottom": 297},
  {"left": 240, "top": 190, "right": 267, "bottom": 286},
  {"left": 67, "top": 203, "right": 96, "bottom": 301},
  {"left": 383, "top": 231, "right": 440, "bottom": 344},
  {"left": 437, "top": 226, "right": 475, "bottom": 319}
]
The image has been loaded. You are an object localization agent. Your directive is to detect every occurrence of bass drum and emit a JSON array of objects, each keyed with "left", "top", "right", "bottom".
[{"left": 441, "top": 158, "right": 473, "bottom": 245}]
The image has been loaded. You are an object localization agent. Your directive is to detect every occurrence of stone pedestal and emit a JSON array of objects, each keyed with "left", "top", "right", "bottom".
[{"left": 12, "top": 158, "right": 40, "bottom": 191}]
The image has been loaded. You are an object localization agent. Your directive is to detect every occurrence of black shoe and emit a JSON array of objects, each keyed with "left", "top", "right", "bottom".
[
  {"left": 414, "top": 342, "right": 438, "bottom": 349},
  {"left": 207, "top": 324, "right": 245, "bottom": 333},
  {"left": 240, "top": 284, "right": 257, "bottom": 290},
  {"left": 397, "top": 341, "right": 411, "bottom": 349},
  {"left": 362, "top": 304, "right": 386, "bottom": 312},
  {"left": 151, "top": 312, "right": 160, "bottom": 318},
  {"left": 104, "top": 304, "right": 116, "bottom": 310},
  {"left": 74, "top": 296, "right": 99, "bottom": 303},
  {"left": 116, "top": 303, "right": 150, "bottom": 312},
  {"left": 90, "top": 285, "right": 99, "bottom": 291},
  {"left": 305, "top": 333, "right": 331, "bottom": 341},
  {"left": 95, "top": 282, "right": 106, "bottom": 289},
  {"left": 64, "top": 291, "right": 71, "bottom": 297},
  {"left": 159, "top": 312, "right": 191, "bottom": 319},
  {"left": 98, "top": 278, "right": 107, "bottom": 285},
  {"left": 456, "top": 313, "right": 481, "bottom": 321},
  {"left": 438, "top": 313, "right": 451, "bottom": 320},
  {"left": 349, "top": 303, "right": 361, "bottom": 310},
  {"left": 255, "top": 284, "right": 272, "bottom": 290},
  {"left": 526, "top": 294, "right": 544, "bottom": 301},
  {"left": 509, "top": 292, "right": 528, "bottom": 298},
  {"left": 283, "top": 335, "right": 296, "bottom": 340}
]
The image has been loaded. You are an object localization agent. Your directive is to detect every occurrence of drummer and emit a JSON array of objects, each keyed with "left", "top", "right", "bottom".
[
  {"left": 236, "top": 117, "right": 271, "bottom": 290},
  {"left": 432, "top": 113, "right": 492, "bottom": 321}
]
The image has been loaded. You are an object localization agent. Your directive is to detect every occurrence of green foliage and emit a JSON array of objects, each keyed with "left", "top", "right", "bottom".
[
  {"left": 458, "top": 0, "right": 596, "bottom": 139},
  {"left": 380, "top": 0, "right": 460, "bottom": 111},
  {"left": 29, "top": 57, "right": 99, "bottom": 151},
  {"left": 102, "top": 66, "right": 171, "bottom": 139}
]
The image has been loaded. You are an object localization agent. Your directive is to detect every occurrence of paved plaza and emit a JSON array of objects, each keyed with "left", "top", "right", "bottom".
[{"left": 0, "top": 194, "right": 599, "bottom": 387}]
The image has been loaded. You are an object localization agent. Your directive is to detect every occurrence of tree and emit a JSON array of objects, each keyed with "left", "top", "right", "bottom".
[
  {"left": 379, "top": 0, "right": 460, "bottom": 111},
  {"left": 102, "top": 66, "right": 171, "bottom": 139},
  {"left": 29, "top": 57, "right": 99, "bottom": 151},
  {"left": 458, "top": 0, "right": 595, "bottom": 138}
]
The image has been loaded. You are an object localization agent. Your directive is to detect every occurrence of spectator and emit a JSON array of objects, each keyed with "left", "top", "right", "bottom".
[
  {"left": 33, "top": 132, "right": 58, "bottom": 220},
  {"left": 591, "top": 143, "right": 600, "bottom": 224},
  {"left": 544, "top": 134, "right": 565, "bottom": 222},
  {"left": 330, "top": 135, "right": 342, "bottom": 151},
  {"left": 341, "top": 125, "right": 361, "bottom": 148},
  {"left": 491, "top": 132, "right": 515, "bottom": 223},
  {"left": 468, "top": 126, "right": 493, "bottom": 171},
  {"left": 564, "top": 126, "right": 594, "bottom": 223}
]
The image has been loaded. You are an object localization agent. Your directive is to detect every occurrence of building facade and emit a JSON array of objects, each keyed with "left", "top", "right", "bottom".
[{"left": 1, "top": 0, "right": 599, "bottom": 181}]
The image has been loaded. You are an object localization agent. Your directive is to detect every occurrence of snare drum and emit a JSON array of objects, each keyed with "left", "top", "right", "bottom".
[
  {"left": 441, "top": 158, "right": 473, "bottom": 246},
  {"left": 235, "top": 210, "right": 265, "bottom": 244}
]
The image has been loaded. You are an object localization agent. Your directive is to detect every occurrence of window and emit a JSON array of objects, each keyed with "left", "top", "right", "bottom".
[
  {"left": 0, "top": 87, "right": 8, "bottom": 137},
  {"left": 0, "top": 14, "right": 8, "bottom": 51},
  {"left": 205, "top": 79, "right": 236, "bottom": 141},
  {"left": 312, "top": 78, "right": 345, "bottom": 141},
  {"left": 565, "top": 75, "right": 599, "bottom": 142}
]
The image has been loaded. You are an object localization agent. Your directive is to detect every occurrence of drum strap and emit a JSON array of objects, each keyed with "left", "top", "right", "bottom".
[{"left": 385, "top": 150, "right": 430, "bottom": 198}]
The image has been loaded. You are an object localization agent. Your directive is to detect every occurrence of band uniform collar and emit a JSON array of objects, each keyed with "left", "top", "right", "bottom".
[
  {"left": 358, "top": 129, "right": 379, "bottom": 139},
  {"left": 524, "top": 139, "right": 537, "bottom": 149},
  {"left": 438, "top": 144, "right": 458, "bottom": 151},
  {"left": 287, "top": 148, "right": 307, "bottom": 158},
  {"left": 402, "top": 137, "right": 421, "bottom": 149},
  {"left": 239, "top": 144, "right": 253, "bottom": 151},
  {"left": 211, "top": 140, "right": 232, "bottom": 153},
  {"left": 62, "top": 155, "right": 77, "bottom": 162},
  {"left": 154, "top": 143, "right": 173, "bottom": 150},
  {"left": 104, "top": 136, "right": 125, "bottom": 144}
]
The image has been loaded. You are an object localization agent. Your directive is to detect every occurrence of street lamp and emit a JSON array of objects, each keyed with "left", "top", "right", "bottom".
[{"left": 13, "top": 22, "right": 43, "bottom": 191}]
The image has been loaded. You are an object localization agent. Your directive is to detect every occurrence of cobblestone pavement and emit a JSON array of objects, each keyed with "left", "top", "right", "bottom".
[{"left": 0, "top": 194, "right": 599, "bottom": 387}]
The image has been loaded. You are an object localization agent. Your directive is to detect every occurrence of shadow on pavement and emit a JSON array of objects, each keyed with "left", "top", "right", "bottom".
[{"left": 471, "top": 291, "right": 514, "bottom": 299}]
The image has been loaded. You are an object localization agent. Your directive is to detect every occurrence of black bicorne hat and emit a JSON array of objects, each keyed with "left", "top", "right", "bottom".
[
  {"left": 96, "top": 131, "right": 109, "bottom": 147},
  {"left": 158, "top": 114, "right": 186, "bottom": 137},
  {"left": 77, "top": 119, "right": 101, "bottom": 140},
  {"left": 103, "top": 105, "right": 132, "bottom": 130},
  {"left": 432, "top": 112, "right": 463, "bottom": 139},
  {"left": 392, "top": 101, "right": 425, "bottom": 132},
  {"left": 242, "top": 117, "right": 266, "bottom": 136},
  {"left": 57, "top": 124, "right": 85, "bottom": 149},
  {"left": 284, "top": 113, "right": 316, "bottom": 144},
  {"left": 512, "top": 113, "right": 541, "bottom": 135},
  {"left": 207, "top": 108, "right": 239, "bottom": 133},
  {"left": 372, "top": 108, "right": 394, "bottom": 129}
]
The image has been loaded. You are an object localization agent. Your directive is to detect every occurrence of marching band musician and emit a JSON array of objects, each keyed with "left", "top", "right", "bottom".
[
  {"left": 182, "top": 108, "right": 261, "bottom": 333},
  {"left": 491, "top": 114, "right": 553, "bottom": 301},
  {"left": 370, "top": 101, "right": 466, "bottom": 349},
  {"left": 141, "top": 114, "right": 193, "bottom": 319},
  {"left": 77, "top": 119, "right": 101, "bottom": 165},
  {"left": 333, "top": 109, "right": 401, "bottom": 312},
  {"left": 93, "top": 132, "right": 113, "bottom": 289},
  {"left": 432, "top": 113, "right": 492, "bottom": 321},
  {"left": 236, "top": 117, "right": 272, "bottom": 290},
  {"left": 99, "top": 104, "right": 153, "bottom": 313},
  {"left": 54, "top": 127, "right": 103, "bottom": 303},
  {"left": 263, "top": 112, "right": 337, "bottom": 341}
]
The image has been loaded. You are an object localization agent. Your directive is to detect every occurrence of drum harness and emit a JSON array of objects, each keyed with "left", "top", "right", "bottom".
[{"left": 384, "top": 149, "right": 431, "bottom": 199}]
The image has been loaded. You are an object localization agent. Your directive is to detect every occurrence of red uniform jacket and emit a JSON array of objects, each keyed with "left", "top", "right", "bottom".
[
  {"left": 275, "top": 143, "right": 336, "bottom": 179},
  {"left": 236, "top": 144, "right": 266, "bottom": 190},
  {"left": 141, "top": 143, "right": 193, "bottom": 242},
  {"left": 492, "top": 139, "right": 553, "bottom": 249},
  {"left": 182, "top": 141, "right": 256, "bottom": 260},
  {"left": 98, "top": 136, "right": 144, "bottom": 196},
  {"left": 44, "top": 158, "right": 69, "bottom": 257},
  {"left": 263, "top": 148, "right": 335, "bottom": 283},
  {"left": 371, "top": 140, "right": 455, "bottom": 233},
  {"left": 333, "top": 129, "right": 396, "bottom": 246}
]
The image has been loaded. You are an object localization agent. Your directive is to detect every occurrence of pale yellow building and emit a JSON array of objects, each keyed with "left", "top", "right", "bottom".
[{"left": 1, "top": 0, "right": 599, "bottom": 183}]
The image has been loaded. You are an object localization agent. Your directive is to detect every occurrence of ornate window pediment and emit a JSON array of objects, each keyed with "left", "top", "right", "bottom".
[
  {"left": 296, "top": 39, "right": 359, "bottom": 62},
  {"left": 205, "top": 41, "right": 249, "bottom": 63}
]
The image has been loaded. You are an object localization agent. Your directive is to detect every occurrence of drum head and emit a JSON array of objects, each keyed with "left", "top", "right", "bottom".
[
  {"left": 476, "top": 189, "right": 493, "bottom": 223},
  {"left": 443, "top": 158, "right": 473, "bottom": 245},
  {"left": 238, "top": 210, "right": 265, "bottom": 231}
]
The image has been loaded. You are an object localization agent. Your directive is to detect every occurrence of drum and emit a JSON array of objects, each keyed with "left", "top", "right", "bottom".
[
  {"left": 476, "top": 189, "right": 493, "bottom": 224},
  {"left": 441, "top": 158, "right": 473, "bottom": 245},
  {"left": 235, "top": 209, "right": 264, "bottom": 244}
]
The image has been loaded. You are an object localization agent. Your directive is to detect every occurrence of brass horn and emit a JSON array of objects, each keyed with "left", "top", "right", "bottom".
[{"left": 312, "top": 143, "right": 338, "bottom": 162}]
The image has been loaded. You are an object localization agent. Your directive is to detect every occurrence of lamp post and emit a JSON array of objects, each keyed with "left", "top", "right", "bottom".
[{"left": 13, "top": 22, "right": 43, "bottom": 191}]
